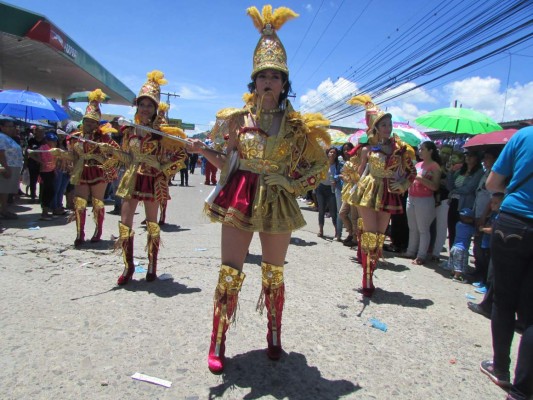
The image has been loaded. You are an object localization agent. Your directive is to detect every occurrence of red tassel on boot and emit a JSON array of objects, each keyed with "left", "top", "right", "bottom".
[
  {"left": 116, "top": 222, "right": 135, "bottom": 286},
  {"left": 145, "top": 221, "right": 160, "bottom": 282},
  {"left": 360, "top": 232, "right": 378, "bottom": 297},
  {"left": 208, "top": 265, "right": 245, "bottom": 374},
  {"left": 72, "top": 197, "right": 87, "bottom": 247},
  {"left": 257, "top": 262, "right": 285, "bottom": 360},
  {"left": 90, "top": 198, "right": 105, "bottom": 242},
  {"left": 158, "top": 200, "right": 167, "bottom": 226}
]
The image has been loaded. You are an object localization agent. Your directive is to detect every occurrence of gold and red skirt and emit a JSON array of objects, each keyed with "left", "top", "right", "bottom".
[
  {"left": 129, "top": 173, "right": 168, "bottom": 202},
  {"left": 79, "top": 165, "right": 107, "bottom": 185},
  {"left": 353, "top": 175, "right": 404, "bottom": 214},
  {"left": 205, "top": 169, "right": 305, "bottom": 233}
]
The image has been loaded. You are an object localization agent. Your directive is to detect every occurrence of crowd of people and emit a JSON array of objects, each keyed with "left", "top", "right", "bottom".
[{"left": 0, "top": 4, "right": 531, "bottom": 399}]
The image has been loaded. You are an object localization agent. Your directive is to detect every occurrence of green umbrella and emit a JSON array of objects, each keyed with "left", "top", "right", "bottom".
[
  {"left": 415, "top": 107, "right": 502, "bottom": 135},
  {"left": 66, "top": 91, "right": 111, "bottom": 103}
]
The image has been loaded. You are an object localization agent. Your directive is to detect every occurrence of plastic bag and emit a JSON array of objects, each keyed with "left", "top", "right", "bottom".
[{"left": 21, "top": 168, "right": 30, "bottom": 186}]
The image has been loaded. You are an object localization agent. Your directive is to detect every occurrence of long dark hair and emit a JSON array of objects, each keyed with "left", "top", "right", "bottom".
[
  {"left": 341, "top": 142, "right": 354, "bottom": 161},
  {"left": 459, "top": 152, "right": 482, "bottom": 175},
  {"left": 421, "top": 140, "right": 441, "bottom": 165},
  {"left": 248, "top": 71, "right": 293, "bottom": 107},
  {"left": 327, "top": 146, "right": 340, "bottom": 166}
]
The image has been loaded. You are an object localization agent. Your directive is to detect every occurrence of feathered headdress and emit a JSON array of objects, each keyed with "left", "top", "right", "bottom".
[
  {"left": 347, "top": 94, "right": 391, "bottom": 135},
  {"left": 247, "top": 5, "right": 299, "bottom": 78},
  {"left": 84, "top": 89, "right": 107, "bottom": 122},
  {"left": 136, "top": 70, "right": 167, "bottom": 106}
]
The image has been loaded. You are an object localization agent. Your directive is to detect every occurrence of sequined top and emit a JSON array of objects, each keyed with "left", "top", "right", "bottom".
[
  {"left": 206, "top": 102, "right": 329, "bottom": 232},
  {"left": 69, "top": 131, "right": 120, "bottom": 185},
  {"left": 116, "top": 128, "right": 187, "bottom": 201}
]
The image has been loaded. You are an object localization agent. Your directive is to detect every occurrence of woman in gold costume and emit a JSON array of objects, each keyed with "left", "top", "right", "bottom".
[
  {"left": 69, "top": 90, "right": 120, "bottom": 247},
  {"left": 114, "top": 71, "right": 187, "bottom": 285},
  {"left": 348, "top": 95, "right": 416, "bottom": 297},
  {"left": 188, "top": 5, "right": 329, "bottom": 374}
]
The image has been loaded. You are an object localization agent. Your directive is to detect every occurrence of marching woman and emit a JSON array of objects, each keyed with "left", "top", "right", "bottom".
[
  {"left": 114, "top": 71, "right": 187, "bottom": 285},
  {"left": 188, "top": 5, "right": 329, "bottom": 374},
  {"left": 340, "top": 142, "right": 368, "bottom": 261},
  {"left": 69, "top": 90, "right": 120, "bottom": 247},
  {"left": 348, "top": 95, "right": 416, "bottom": 297}
]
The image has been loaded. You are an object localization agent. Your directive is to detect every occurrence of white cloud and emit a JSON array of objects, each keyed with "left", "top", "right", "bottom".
[
  {"left": 444, "top": 77, "right": 533, "bottom": 122},
  {"left": 299, "top": 77, "right": 358, "bottom": 112},
  {"left": 304, "top": 4, "right": 313, "bottom": 12},
  {"left": 175, "top": 84, "right": 217, "bottom": 101}
]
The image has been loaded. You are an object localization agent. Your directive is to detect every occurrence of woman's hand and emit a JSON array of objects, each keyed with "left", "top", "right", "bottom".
[
  {"left": 264, "top": 174, "right": 295, "bottom": 193},
  {"left": 389, "top": 180, "right": 404, "bottom": 193},
  {"left": 185, "top": 139, "right": 205, "bottom": 154}
]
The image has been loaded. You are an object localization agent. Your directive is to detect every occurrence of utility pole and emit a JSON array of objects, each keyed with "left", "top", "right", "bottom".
[{"left": 160, "top": 92, "right": 180, "bottom": 121}]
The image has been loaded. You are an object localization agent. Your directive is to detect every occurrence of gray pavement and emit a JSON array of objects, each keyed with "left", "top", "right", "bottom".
[{"left": 0, "top": 171, "right": 518, "bottom": 399}]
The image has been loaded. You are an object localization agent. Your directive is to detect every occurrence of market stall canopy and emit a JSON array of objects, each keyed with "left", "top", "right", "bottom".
[{"left": 0, "top": 2, "right": 135, "bottom": 106}]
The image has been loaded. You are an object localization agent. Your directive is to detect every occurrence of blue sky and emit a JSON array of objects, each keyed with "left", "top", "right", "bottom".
[{"left": 10, "top": 0, "right": 533, "bottom": 134}]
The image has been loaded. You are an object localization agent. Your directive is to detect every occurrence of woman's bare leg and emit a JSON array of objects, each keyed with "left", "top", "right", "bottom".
[
  {"left": 221, "top": 224, "right": 254, "bottom": 272},
  {"left": 259, "top": 232, "right": 292, "bottom": 266}
]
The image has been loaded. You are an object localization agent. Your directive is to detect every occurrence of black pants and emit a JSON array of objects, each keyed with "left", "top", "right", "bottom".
[
  {"left": 390, "top": 192, "right": 409, "bottom": 250},
  {"left": 447, "top": 198, "right": 459, "bottom": 250},
  {"left": 40, "top": 171, "right": 55, "bottom": 210},
  {"left": 180, "top": 168, "right": 189, "bottom": 186},
  {"left": 28, "top": 165, "right": 40, "bottom": 200},
  {"left": 490, "top": 212, "right": 533, "bottom": 399}
]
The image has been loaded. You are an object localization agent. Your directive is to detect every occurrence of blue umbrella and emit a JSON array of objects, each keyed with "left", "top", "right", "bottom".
[{"left": 0, "top": 90, "right": 69, "bottom": 121}]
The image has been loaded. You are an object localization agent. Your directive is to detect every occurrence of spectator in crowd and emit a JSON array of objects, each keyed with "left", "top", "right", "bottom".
[
  {"left": 316, "top": 147, "right": 340, "bottom": 239},
  {"left": 447, "top": 208, "right": 476, "bottom": 283},
  {"left": 447, "top": 150, "right": 483, "bottom": 249},
  {"left": 50, "top": 133, "right": 70, "bottom": 215},
  {"left": 189, "top": 152, "right": 198, "bottom": 174},
  {"left": 481, "top": 126, "right": 533, "bottom": 400},
  {"left": 429, "top": 144, "right": 452, "bottom": 262},
  {"left": 37, "top": 132, "right": 59, "bottom": 221},
  {"left": 403, "top": 141, "right": 441, "bottom": 264},
  {"left": 470, "top": 148, "right": 499, "bottom": 286},
  {"left": 25, "top": 126, "right": 45, "bottom": 203},
  {"left": 180, "top": 154, "right": 189, "bottom": 186},
  {"left": 203, "top": 139, "right": 218, "bottom": 185},
  {"left": 0, "top": 118, "right": 23, "bottom": 219}
]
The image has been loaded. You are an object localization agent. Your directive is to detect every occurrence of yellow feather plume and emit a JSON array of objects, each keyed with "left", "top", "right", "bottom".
[
  {"left": 158, "top": 102, "right": 170, "bottom": 114},
  {"left": 99, "top": 122, "right": 117, "bottom": 135},
  {"left": 242, "top": 92, "right": 256, "bottom": 106},
  {"left": 146, "top": 70, "right": 168, "bottom": 86},
  {"left": 271, "top": 6, "right": 298, "bottom": 30},
  {"left": 88, "top": 89, "right": 107, "bottom": 103},
  {"left": 247, "top": 6, "right": 264, "bottom": 32},
  {"left": 161, "top": 125, "right": 187, "bottom": 150},
  {"left": 247, "top": 5, "right": 298, "bottom": 32},
  {"left": 347, "top": 94, "right": 373, "bottom": 108},
  {"left": 262, "top": 5, "right": 273, "bottom": 24}
]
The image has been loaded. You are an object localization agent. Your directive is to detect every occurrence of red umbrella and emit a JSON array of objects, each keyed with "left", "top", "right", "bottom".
[{"left": 463, "top": 129, "right": 518, "bottom": 149}]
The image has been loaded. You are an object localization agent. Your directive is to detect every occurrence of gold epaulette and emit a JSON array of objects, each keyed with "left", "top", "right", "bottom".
[{"left": 216, "top": 107, "right": 248, "bottom": 120}]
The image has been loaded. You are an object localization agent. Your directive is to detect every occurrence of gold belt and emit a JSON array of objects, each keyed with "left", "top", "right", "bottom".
[{"left": 239, "top": 159, "right": 281, "bottom": 175}]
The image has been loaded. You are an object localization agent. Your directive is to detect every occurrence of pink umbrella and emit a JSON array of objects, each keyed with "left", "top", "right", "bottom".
[
  {"left": 348, "top": 129, "right": 368, "bottom": 144},
  {"left": 463, "top": 129, "right": 518, "bottom": 149}
]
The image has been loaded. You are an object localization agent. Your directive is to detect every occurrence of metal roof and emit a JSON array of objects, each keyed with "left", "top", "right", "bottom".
[{"left": 0, "top": 1, "right": 135, "bottom": 106}]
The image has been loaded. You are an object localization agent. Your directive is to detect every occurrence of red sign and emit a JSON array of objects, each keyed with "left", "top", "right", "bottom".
[{"left": 26, "top": 20, "right": 78, "bottom": 59}]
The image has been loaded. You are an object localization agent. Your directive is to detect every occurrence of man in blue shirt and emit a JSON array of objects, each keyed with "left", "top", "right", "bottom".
[{"left": 480, "top": 126, "right": 533, "bottom": 400}]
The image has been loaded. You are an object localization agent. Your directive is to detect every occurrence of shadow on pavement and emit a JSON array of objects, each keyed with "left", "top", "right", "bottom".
[
  {"left": 209, "top": 350, "right": 361, "bottom": 400},
  {"left": 366, "top": 288, "right": 434, "bottom": 309},
  {"left": 70, "top": 278, "right": 201, "bottom": 300},
  {"left": 290, "top": 237, "right": 317, "bottom": 247}
]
